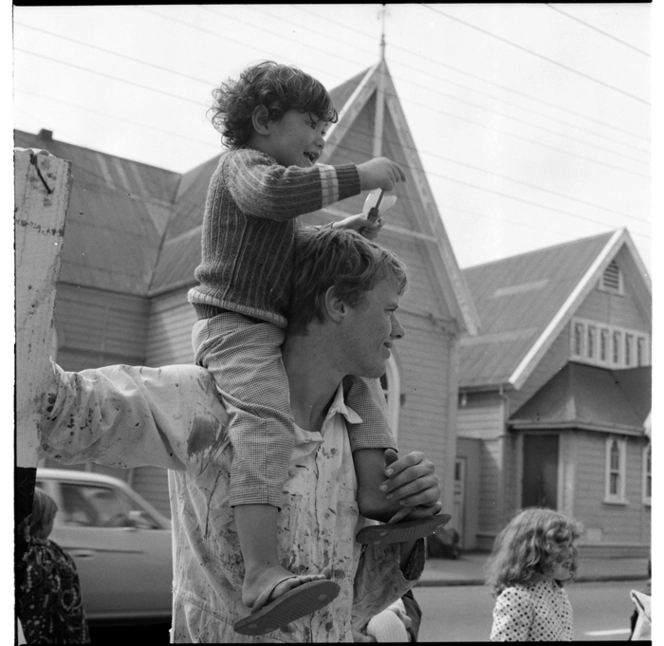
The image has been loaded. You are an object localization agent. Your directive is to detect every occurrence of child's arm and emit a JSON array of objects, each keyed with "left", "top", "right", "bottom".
[
  {"left": 331, "top": 213, "right": 384, "bottom": 240},
  {"left": 224, "top": 148, "right": 360, "bottom": 221},
  {"left": 224, "top": 149, "right": 404, "bottom": 223}
]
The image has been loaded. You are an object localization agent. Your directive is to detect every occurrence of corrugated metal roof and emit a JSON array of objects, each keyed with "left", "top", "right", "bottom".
[
  {"left": 15, "top": 129, "right": 181, "bottom": 295},
  {"left": 509, "top": 362, "right": 650, "bottom": 432},
  {"left": 459, "top": 232, "right": 616, "bottom": 388}
]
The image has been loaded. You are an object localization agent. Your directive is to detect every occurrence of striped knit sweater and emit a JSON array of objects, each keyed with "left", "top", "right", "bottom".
[{"left": 188, "top": 147, "right": 361, "bottom": 328}]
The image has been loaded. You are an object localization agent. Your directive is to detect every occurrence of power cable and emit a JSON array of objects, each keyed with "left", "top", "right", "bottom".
[
  {"left": 14, "top": 47, "right": 207, "bottom": 108},
  {"left": 14, "top": 82, "right": 649, "bottom": 228},
  {"left": 17, "top": 17, "right": 649, "bottom": 161},
  {"left": 152, "top": 7, "right": 652, "bottom": 162},
  {"left": 14, "top": 86, "right": 220, "bottom": 151},
  {"left": 292, "top": 4, "right": 649, "bottom": 141},
  {"left": 544, "top": 4, "right": 651, "bottom": 57},
  {"left": 14, "top": 22, "right": 214, "bottom": 86},
  {"left": 15, "top": 43, "right": 647, "bottom": 181},
  {"left": 420, "top": 3, "right": 650, "bottom": 106}
]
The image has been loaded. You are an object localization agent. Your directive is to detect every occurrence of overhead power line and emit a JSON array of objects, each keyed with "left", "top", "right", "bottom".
[
  {"left": 15, "top": 42, "right": 648, "bottom": 183},
  {"left": 545, "top": 4, "right": 651, "bottom": 57},
  {"left": 20, "top": 17, "right": 649, "bottom": 161},
  {"left": 14, "top": 47, "right": 207, "bottom": 107},
  {"left": 292, "top": 4, "right": 649, "bottom": 142},
  {"left": 13, "top": 81, "right": 649, "bottom": 230},
  {"left": 420, "top": 3, "right": 650, "bottom": 106},
  {"left": 14, "top": 86, "right": 220, "bottom": 151}
]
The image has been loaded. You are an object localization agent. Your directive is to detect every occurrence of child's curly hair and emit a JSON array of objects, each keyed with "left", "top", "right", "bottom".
[
  {"left": 485, "top": 508, "right": 583, "bottom": 596},
  {"left": 209, "top": 61, "right": 339, "bottom": 149}
]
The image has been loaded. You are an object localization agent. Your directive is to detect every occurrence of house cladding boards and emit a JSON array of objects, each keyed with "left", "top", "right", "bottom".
[
  {"left": 577, "top": 286, "right": 650, "bottom": 332},
  {"left": 146, "top": 293, "right": 197, "bottom": 366},
  {"left": 572, "top": 432, "right": 650, "bottom": 545},
  {"left": 457, "top": 393, "right": 504, "bottom": 439},
  {"left": 477, "top": 439, "right": 503, "bottom": 538},
  {"left": 54, "top": 284, "right": 149, "bottom": 370},
  {"left": 395, "top": 315, "right": 455, "bottom": 514}
]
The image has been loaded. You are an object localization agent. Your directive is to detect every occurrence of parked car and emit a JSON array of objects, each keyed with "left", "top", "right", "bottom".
[{"left": 35, "top": 468, "right": 172, "bottom": 624}]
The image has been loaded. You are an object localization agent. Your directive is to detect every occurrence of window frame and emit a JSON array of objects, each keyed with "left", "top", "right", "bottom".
[
  {"left": 570, "top": 318, "right": 650, "bottom": 369},
  {"left": 642, "top": 444, "right": 651, "bottom": 506},
  {"left": 604, "top": 436, "right": 628, "bottom": 505}
]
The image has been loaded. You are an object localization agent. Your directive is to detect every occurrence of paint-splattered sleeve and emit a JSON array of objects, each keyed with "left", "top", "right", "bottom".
[
  {"left": 351, "top": 538, "right": 426, "bottom": 638},
  {"left": 38, "top": 361, "right": 228, "bottom": 471}
]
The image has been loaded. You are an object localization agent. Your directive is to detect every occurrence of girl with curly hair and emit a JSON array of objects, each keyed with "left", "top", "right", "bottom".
[{"left": 485, "top": 508, "right": 582, "bottom": 641}]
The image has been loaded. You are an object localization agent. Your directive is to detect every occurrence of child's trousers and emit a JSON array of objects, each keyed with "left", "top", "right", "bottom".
[{"left": 192, "top": 310, "right": 396, "bottom": 509}]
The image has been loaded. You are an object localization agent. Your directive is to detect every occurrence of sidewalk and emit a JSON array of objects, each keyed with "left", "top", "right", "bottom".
[{"left": 418, "top": 551, "right": 650, "bottom": 587}]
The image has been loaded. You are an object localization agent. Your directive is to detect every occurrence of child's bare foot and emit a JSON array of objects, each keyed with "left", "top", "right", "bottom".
[{"left": 242, "top": 564, "right": 330, "bottom": 610}]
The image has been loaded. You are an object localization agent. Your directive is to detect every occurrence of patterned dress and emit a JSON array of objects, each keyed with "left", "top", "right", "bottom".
[
  {"left": 490, "top": 579, "right": 574, "bottom": 641},
  {"left": 18, "top": 536, "right": 89, "bottom": 644}
]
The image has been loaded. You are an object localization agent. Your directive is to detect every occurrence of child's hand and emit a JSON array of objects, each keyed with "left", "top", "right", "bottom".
[
  {"left": 333, "top": 213, "right": 384, "bottom": 240},
  {"left": 357, "top": 157, "right": 406, "bottom": 191}
]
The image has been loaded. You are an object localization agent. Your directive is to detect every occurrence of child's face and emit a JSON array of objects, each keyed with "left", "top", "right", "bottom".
[
  {"left": 264, "top": 110, "right": 329, "bottom": 168},
  {"left": 548, "top": 545, "right": 574, "bottom": 582}
]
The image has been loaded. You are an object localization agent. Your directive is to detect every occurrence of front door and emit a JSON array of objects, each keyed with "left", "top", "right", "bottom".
[
  {"left": 522, "top": 434, "right": 559, "bottom": 509},
  {"left": 453, "top": 458, "right": 465, "bottom": 546}
]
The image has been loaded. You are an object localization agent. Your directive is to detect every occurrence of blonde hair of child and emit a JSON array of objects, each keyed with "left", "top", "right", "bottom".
[{"left": 485, "top": 508, "right": 582, "bottom": 596}]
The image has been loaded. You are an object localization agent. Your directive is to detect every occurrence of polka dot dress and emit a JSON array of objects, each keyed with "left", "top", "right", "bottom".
[{"left": 490, "top": 579, "right": 573, "bottom": 641}]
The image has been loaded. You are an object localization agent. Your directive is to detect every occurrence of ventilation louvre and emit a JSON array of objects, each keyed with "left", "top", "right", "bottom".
[{"left": 601, "top": 261, "right": 621, "bottom": 292}]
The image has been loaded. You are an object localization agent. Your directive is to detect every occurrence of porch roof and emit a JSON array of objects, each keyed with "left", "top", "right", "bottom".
[{"left": 509, "top": 362, "right": 651, "bottom": 435}]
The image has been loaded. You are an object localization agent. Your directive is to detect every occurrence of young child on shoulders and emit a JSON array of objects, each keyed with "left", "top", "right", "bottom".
[
  {"left": 188, "top": 60, "right": 440, "bottom": 634},
  {"left": 485, "top": 508, "right": 583, "bottom": 642}
]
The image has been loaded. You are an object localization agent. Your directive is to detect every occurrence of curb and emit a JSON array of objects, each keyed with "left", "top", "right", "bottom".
[{"left": 416, "top": 573, "right": 649, "bottom": 588}]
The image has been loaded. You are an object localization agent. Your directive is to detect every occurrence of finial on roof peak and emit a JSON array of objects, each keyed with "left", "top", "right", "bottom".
[{"left": 378, "top": 4, "right": 390, "bottom": 62}]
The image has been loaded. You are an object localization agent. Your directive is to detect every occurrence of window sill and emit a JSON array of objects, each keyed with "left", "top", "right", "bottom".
[{"left": 603, "top": 497, "right": 629, "bottom": 506}]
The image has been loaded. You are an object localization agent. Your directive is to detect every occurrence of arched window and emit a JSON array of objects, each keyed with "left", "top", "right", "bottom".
[{"left": 379, "top": 355, "right": 401, "bottom": 442}]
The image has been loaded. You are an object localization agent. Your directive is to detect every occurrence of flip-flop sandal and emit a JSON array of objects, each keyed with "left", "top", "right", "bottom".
[
  {"left": 355, "top": 512, "right": 452, "bottom": 545},
  {"left": 233, "top": 578, "right": 341, "bottom": 636}
]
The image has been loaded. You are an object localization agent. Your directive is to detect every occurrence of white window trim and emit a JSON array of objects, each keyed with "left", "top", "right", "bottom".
[
  {"left": 570, "top": 317, "right": 650, "bottom": 368},
  {"left": 642, "top": 444, "right": 652, "bottom": 506},
  {"left": 382, "top": 355, "right": 401, "bottom": 442},
  {"left": 604, "top": 436, "right": 628, "bottom": 505}
]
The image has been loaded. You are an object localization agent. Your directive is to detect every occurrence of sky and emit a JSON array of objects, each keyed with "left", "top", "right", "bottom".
[
  {"left": 6, "top": 5, "right": 661, "bottom": 630},
  {"left": 10, "top": 3, "right": 654, "bottom": 273}
]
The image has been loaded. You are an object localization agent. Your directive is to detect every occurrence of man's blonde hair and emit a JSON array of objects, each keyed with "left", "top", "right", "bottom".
[{"left": 289, "top": 227, "right": 407, "bottom": 335}]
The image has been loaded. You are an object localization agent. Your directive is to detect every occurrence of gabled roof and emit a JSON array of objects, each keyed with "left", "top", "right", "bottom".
[
  {"left": 509, "top": 362, "right": 650, "bottom": 436},
  {"left": 319, "top": 60, "right": 479, "bottom": 335},
  {"left": 14, "top": 129, "right": 181, "bottom": 296},
  {"left": 459, "top": 229, "right": 651, "bottom": 390}
]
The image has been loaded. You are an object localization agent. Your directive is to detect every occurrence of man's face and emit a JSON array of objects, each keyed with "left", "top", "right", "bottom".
[
  {"left": 338, "top": 272, "right": 405, "bottom": 379},
  {"left": 266, "top": 109, "right": 328, "bottom": 168}
]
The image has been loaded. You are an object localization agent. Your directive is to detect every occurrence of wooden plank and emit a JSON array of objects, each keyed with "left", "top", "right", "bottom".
[{"left": 15, "top": 149, "right": 72, "bottom": 468}]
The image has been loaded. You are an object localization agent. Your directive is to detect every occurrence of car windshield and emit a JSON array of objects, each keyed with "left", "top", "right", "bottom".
[{"left": 58, "top": 482, "right": 161, "bottom": 529}]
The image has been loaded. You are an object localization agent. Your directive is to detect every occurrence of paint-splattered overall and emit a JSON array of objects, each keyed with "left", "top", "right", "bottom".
[{"left": 39, "top": 362, "right": 424, "bottom": 642}]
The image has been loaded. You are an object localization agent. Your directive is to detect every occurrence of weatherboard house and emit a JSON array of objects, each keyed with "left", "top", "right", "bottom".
[
  {"left": 17, "top": 59, "right": 480, "bottom": 530},
  {"left": 455, "top": 229, "right": 651, "bottom": 557}
]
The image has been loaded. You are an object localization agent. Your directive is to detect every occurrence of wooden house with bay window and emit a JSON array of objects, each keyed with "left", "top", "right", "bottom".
[
  {"left": 456, "top": 229, "right": 651, "bottom": 557},
  {"left": 16, "top": 57, "right": 480, "bottom": 527}
]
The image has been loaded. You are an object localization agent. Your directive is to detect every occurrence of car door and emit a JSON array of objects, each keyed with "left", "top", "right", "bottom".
[{"left": 39, "top": 477, "right": 172, "bottom": 622}]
